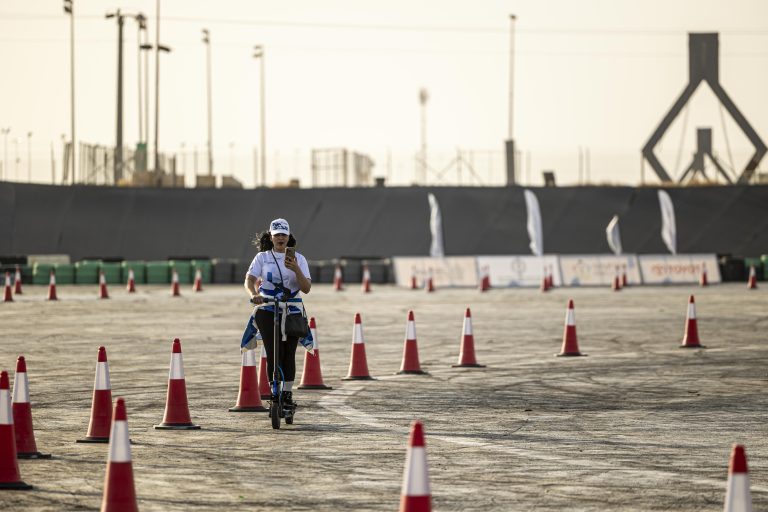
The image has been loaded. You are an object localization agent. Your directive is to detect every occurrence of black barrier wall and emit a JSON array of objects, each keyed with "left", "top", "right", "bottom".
[{"left": 0, "top": 183, "right": 766, "bottom": 262}]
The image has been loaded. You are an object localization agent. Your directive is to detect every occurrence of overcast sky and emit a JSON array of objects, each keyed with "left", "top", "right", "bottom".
[{"left": 0, "top": 0, "right": 767, "bottom": 187}]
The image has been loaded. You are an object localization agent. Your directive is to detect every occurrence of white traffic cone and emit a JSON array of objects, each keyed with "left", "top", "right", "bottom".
[{"left": 723, "top": 444, "right": 752, "bottom": 512}]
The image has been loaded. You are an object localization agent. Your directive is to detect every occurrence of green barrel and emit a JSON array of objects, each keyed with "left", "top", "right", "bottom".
[
  {"left": 99, "top": 262, "right": 122, "bottom": 284},
  {"left": 53, "top": 263, "right": 75, "bottom": 285},
  {"left": 744, "top": 257, "right": 762, "bottom": 280},
  {"left": 169, "top": 260, "right": 193, "bottom": 284},
  {"left": 121, "top": 261, "right": 146, "bottom": 284},
  {"left": 146, "top": 261, "right": 170, "bottom": 284},
  {"left": 191, "top": 259, "right": 212, "bottom": 283},
  {"left": 33, "top": 263, "right": 55, "bottom": 285},
  {"left": 75, "top": 260, "right": 101, "bottom": 284}
]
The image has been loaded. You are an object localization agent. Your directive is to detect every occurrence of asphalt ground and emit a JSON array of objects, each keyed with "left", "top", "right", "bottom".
[{"left": 0, "top": 282, "right": 766, "bottom": 511}]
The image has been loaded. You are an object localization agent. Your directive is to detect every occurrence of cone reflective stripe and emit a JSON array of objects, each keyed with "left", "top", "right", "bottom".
[
  {"left": 258, "top": 346, "right": 271, "bottom": 400},
  {"left": 192, "top": 268, "right": 203, "bottom": 292},
  {"left": 400, "top": 421, "right": 431, "bottom": 512},
  {"left": 724, "top": 444, "right": 752, "bottom": 512},
  {"left": 229, "top": 348, "right": 267, "bottom": 412},
  {"left": 747, "top": 266, "right": 757, "bottom": 290},
  {"left": 126, "top": 268, "right": 136, "bottom": 293},
  {"left": 343, "top": 313, "right": 374, "bottom": 380},
  {"left": 77, "top": 346, "right": 113, "bottom": 443},
  {"left": 13, "top": 266, "right": 22, "bottom": 295},
  {"left": 299, "top": 317, "right": 333, "bottom": 389},
  {"left": 0, "top": 370, "right": 32, "bottom": 490},
  {"left": 557, "top": 299, "right": 584, "bottom": 356},
  {"left": 362, "top": 265, "right": 371, "bottom": 293},
  {"left": 47, "top": 270, "right": 58, "bottom": 301},
  {"left": 333, "top": 264, "right": 343, "bottom": 291},
  {"left": 12, "top": 357, "right": 50, "bottom": 459},
  {"left": 171, "top": 269, "right": 181, "bottom": 296},
  {"left": 621, "top": 265, "right": 628, "bottom": 287},
  {"left": 3, "top": 272, "right": 12, "bottom": 302},
  {"left": 154, "top": 338, "right": 200, "bottom": 429},
  {"left": 101, "top": 398, "right": 137, "bottom": 512},
  {"left": 452, "top": 308, "right": 485, "bottom": 367},
  {"left": 700, "top": 263, "right": 709, "bottom": 287},
  {"left": 681, "top": 295, "right": 704, "bottom": 348},
  {"left": 398, "top": 311, "right": 427, "bottom": 375},
  {"left": 99, "top": 271, "right": 109, "bottom": 299}
]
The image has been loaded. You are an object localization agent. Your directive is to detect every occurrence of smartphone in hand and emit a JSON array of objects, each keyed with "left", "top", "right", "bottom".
[{"left": 285, "top": 247, "right": 296, "bottom": 261}]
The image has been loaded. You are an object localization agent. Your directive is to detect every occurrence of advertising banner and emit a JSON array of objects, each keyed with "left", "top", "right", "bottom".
[
  {"left": 559, "top": 255, "right": 641, "bottom": 286},
  {"left": 476, "top": 255, "right": 561, "bottom": 288},
  {"left": 392, "top": 257, "right": 478, "bottom": 288},
  {"left": 638, "top": 254, "right": 721, "bottom": 284}
]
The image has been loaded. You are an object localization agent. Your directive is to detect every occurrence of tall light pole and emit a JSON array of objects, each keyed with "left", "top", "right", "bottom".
[
  {"left": 504, "top": 14, "right": 517, "bottom": 186},
  {"left": 253, "top": 45, "right": 266, "bottom": 187},
  {"left": 63, "top": 0, "right": 75, "bottom": 184},
  {"left": 1, "top": 128, "right": 9, "bottom": 181},
  {"left": 26, "top": 132, "right": 32, "bottom": 182},
  {"left": 153, "top": 0, "right": 171, "bottom": 172},
  {"left": 106, "top": 9, "right": 126, "bottom": 183},
  {"left": 418, "top": 87, "right": 428, "bottom": 185},
  {"left": 14, "top": 137, "right": 20, "bottom": 179},
  {"left": 203, "top": 29, "right": 213, "bottom": 176},
  {"left": 135, "top": 13, "right": 146, "bottom": 144}
]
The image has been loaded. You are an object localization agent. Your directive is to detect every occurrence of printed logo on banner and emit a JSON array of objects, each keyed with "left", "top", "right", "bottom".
[
  {"left": 638, "top": 254, "right": 721, "bottom": 284},
  {"left": 559, "top": 255, "right": 641, "bottom": 286}
]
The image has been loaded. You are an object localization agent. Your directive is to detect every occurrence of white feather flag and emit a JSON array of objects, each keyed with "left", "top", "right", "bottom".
[
  {"left": 523, "top": 189, "right": 543, "bottom": 257},
  {"left": 427, "top": 193, "right": 444, "bottom": 257},
  {"left": 658, "top": 189, "right": 677, "bottom": 255}
]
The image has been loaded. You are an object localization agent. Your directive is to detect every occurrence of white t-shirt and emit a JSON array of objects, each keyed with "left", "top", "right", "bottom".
[{"left": 247, "top": 250, "right": 311, "bottom": 297}]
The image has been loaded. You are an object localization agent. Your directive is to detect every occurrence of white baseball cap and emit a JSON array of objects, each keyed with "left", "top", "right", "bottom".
[{"left": 269, "top": 218, "right": 290, "bottom": 236}]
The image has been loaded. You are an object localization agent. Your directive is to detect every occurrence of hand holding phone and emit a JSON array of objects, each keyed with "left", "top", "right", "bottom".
[{"left": 285, "top": 247, "right": 296, "bottom": 262}]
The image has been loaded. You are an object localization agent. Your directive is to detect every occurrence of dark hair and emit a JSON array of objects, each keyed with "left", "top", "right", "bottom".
[{"left": 253, "top": 231, "right": 297, "bottom": 251}]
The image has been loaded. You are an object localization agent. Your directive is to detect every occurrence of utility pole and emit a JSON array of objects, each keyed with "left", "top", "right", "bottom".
[
  {"left": 63, "top": 0, "right": 75, "bottom": 184},
  {"left": 135, "top": 14, "right": 146, "bottom": 143},
  {"left": 504, "top": 14, "right": 517, "bottom": 186},
  {"left": 203, "top": 29, "right": 213, "bottom": 176},
  {"left": 1, "top": 128, "right": 9, "bottom": 181},
  {"left": 26, "top": 132, "right": 32, "bottom": 182},
  {"left": 418, "top": 88, "right": 428, "bottom": 184},
  {"left": 153, "top": 1, "right": 171, "bottom": 172},
  {"left": 106, "top": 9, "right": 126, "bottom": 183},
  {"left": 253, "top": 45, "right": 266, "bottom": 187}
]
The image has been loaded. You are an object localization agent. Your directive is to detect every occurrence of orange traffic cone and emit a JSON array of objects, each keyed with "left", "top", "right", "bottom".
[
  {"left": 192, "top": 268, "right": 203, "bottom": 292},
  {"left": 298, "top": 317, "right": 332, "bottom": 390},
  {"left": 98, "top": 271, "right": 109, "bottom": 299},
  {"left": 557, "top": 299, "right": 584, "bottom": 356},
  {"left": 724, "top": 444, "right": 752, "bottom": 512},
  {"left": 398, "top": 311, "right": 427, "bottom": 375},
  {"left": 126, "top": 268, "right": 136, "bottom": 293},
  {"left": 0, "top": 370, "right": 32, "bottom": 490},
  {"left": 361, "top": 265, "right": 372, "bottom": 293},
  {"left": 3, "top": 272, "right": 12, "bottom": 302},
  {"left": 399, "top": 420, "right": 431, "bottom": 512},
  {"left": 47, "top": 269, "right": 58, "bottom": 301},
  {"left": 681, "top": 295, "right": 704, "bottom": 348},
  {"left": 343, "top": 313, "right": 374, "bottom": 380},
  {"left": 229, "top": 349, "right": 267, "bottom": 412},
  {"left": 333, "top": 264, "right": 344, "bottom": 291},
  {"left": 700, "top": 263, "right": 709, "bottom": 287},
  {"left": 13, "top": 265, "right": 22, "bottom": 295},
  {"left": 258, "top": 346, "right": 271, "bottom": 400},
  {"left": 540, "top": 271, "right": 549, "bottom": 292},
  {"left": 546, "top": 265, "right": 554, "bottom": 290},
  {"left": 100, "top": 398, "right": 138, "bottom": 512},
  {"left": 77, "top": 346, "right": 113, "bottom": 443},
  {"left": 610, "top": 266, "right": 621, "bottom": 291},
  {"left": 154, "top": 338, "right": 200, "bottom": 429},
  {"left": 747, "top": 265, "right": 757, "bottom": 290},
  {"left": 170, "top": 269, "right": 181, "bottom": 297},
  {"left": 410, "top": 268, "right": 418, "bottom": 290},
  {"left": 425, "top": 274, "right": 434, "bottom": 293},
  {"left": 479, "top": 266, "right": 491, "bottom": 292},
  {"left": 452, "top": 308, "right": 485, "bottom": 367},
  {"left": 621, "top": 264, "right": 628, "bottom": 287},
  {"left": 12, "top": 356, "right": 50, "bottom": 459}
]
